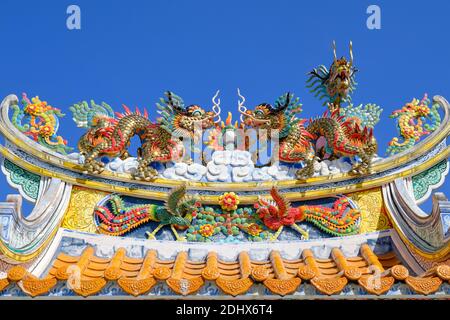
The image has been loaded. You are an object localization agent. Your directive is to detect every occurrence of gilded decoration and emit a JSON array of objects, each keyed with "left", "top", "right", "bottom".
[
  {"left": 347, "top": 188, "right": 392, "bottom": 233},
  {"left": 61, "top": 186, "right": 108, "bottom": 233}
]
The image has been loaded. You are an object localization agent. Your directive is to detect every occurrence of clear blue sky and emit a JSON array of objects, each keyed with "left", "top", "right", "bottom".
[{"left": 0, "top": 0, "right": 448, "bottom": 215}]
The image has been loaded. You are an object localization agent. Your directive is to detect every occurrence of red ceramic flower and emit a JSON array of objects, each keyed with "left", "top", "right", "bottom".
[
  {"left": 25, "top": 96, "right": 50, "bottom": 116},
  {"left": 247, "top": 223, "right": 262, "bottom": 236},
  {"left": 38, "top": 125, "right": 55, "bottom": 137},
  {"left": 218, "top": 192, "right": 239, "bottom": 211},
  {"left": 199, "top": 224, "right": 215, "bottom": 238},
  {"left": 24, "top": 103, "right": 42, "bottom": 116}
]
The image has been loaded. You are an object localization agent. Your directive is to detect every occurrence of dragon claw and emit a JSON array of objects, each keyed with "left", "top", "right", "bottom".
[
  {"left": 133, "top": 167, "right": 158, "bottom": 181},
  {"left": 295, "top": 167, "right": 314, "bottom": 180},
  {"left": 83, "top": 158, "right": 105, "bottom": 175},
  {"left": 350, "top": 163, "right": 371, "bottom": 175}
]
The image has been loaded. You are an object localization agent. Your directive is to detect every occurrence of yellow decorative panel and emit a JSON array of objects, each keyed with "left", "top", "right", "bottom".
[
  {"left": 61, "top": 186, "right": 108, "bottom": 233},
  {"left": 347, "top": 188, "right": 392, "bottom": 233}
]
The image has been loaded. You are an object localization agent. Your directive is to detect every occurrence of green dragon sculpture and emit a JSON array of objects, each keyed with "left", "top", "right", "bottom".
[
  {"left": 94, "top": 185, "right": 201, "bottom": 241},
  {"left": 306, "top": 41, "right": 382, "bottom": 128},
  {"left": 70, "top": 91, "right": 221, "bottom": 180},
  {"left": 307, "top": 41, "right": 357, "bottom": 112},
  {"left": 239, "top": 41, "right": 380, "bottom": 178},
  {"left": 240, "top": 92, "right": 378, "bottom": 178},
  {"left": 239, "top": 91, "right": 316, "bottom": 178}
]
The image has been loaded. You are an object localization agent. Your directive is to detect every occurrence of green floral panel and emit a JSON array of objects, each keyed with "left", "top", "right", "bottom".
[
  {"left": 3, "top": 159, "right": 41, "bottom": 201},
  {"left": 412, "top": 160, "right": 448, "bottom": 201}
]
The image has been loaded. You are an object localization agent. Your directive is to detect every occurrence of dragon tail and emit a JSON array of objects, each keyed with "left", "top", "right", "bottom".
[
  {"left": 301, "top": 197, "right": 361, "bottom": 236},
  {"left": 94, "top": 195, "right": 159, "bottom": 235},
  {"left": 387, "top": 137, "right": 416, "bottom": 155},
  {"left": 424, "top": 102, "right": 442, "bottom": 132}
]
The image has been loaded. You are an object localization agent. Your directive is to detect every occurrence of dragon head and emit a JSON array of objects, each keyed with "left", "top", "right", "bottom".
[
  {"left": 178, "top": 197, "right": 202, "bottom": 218},
  {"left": 390, "top": 95, "right": 433, "bottom": 121},
  {"left": 70, "top": 100, "right": 119, "bottom": 156},
  {"left": 307, "top": 41, "right": 357, "bottom": 110},
  {"left": 77, "top": 116, "right": 118, "bottom": 157},
  {"left": 238, "top": 90, "right": 303, "bottom": 138},
  {"left": 157, "top": 91, "right": 221, "bottom": 137}
]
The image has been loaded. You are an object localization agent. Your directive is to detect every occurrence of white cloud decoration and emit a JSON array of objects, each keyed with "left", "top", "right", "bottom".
[{"left": 68, "top": 150, "right": 382, "bottom": 182}]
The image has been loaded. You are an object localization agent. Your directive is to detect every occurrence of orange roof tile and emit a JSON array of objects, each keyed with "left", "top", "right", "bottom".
[{"left": 1, "top": 245, "right": 449, "bottom": 297}]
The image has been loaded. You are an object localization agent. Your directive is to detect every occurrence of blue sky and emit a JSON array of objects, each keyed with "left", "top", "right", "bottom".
[{"left": 0, "top": 0, "right": 448, "bottom": 214}]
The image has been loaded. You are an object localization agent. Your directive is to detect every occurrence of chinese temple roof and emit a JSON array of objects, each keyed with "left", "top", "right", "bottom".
[{"left": 0, "top": 43, "right": 449, "bottom": 299}]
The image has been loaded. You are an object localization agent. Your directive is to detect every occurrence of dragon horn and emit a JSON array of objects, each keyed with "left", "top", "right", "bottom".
[
  {"left": 332, "top": 40, "right": 337, "bottom": 63},
  {"left": 349, "top": 41, "right": 354, "bottom": 66}
]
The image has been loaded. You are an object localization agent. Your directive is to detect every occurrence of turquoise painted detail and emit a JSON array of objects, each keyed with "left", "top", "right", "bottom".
[
  {"left": 412, "top": 160, "right": 448, "bottom": 201},
  {"left": 3, "top": 158, "right": 41, "bottom": 201}
]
